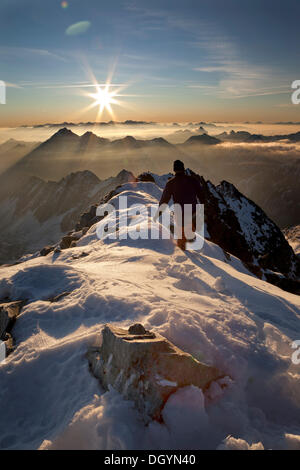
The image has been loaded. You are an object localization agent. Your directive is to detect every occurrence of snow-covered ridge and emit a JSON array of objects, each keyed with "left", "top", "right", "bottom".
[
  {"left": 57, "top": 170, "right": 299, "bottom": 295},
  {"left": 0, "top": 173, "right": 300, "bottom": 450}
]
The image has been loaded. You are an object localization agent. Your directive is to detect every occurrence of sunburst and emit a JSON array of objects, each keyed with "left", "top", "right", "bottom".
[
  {"left": 73, "top": 59, "right": 139, "bottom": 122},
  {"left": 87, "top": 83, "right": 121, "bottom": 120}
]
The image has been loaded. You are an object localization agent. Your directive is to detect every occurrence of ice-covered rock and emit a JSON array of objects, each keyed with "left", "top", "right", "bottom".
[{"left": 87, "top": 324, "right": 222, "bottom": 422}]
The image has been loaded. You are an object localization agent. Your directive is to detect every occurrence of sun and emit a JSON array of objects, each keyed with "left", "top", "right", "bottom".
[
  {"left": 90, "top": 85, "right": 119, "bottom": 115},
  {"left": 77, "top": 62, "right": 138, "bottom": 121}
]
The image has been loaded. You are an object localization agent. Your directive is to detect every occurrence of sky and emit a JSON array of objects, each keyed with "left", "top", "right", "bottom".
[{"left": 0, "top": 0, "right": 300, "bottom": 126}]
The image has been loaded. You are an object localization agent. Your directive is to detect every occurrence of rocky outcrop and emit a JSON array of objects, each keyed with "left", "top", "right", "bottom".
[
  {"left": 187, "top": 171, "right": 300, "bottom": 293},
  {"left": 0, "top": 301, "right": 25, "bottom": 356},
  {"left": 75, "top": 205, "right": 101, "bottom": 232},
  {"left": 0, "top": 301, "right": 24, "bottom": 340},
  {"left": 284, "top": 225, "right": 300, "bottom": 256},
  {"left": 137, "top": 172, "right": 156, "bottom": 183},
  {"left": 87, "top": 324, "right": 222, "bottom": 422},
  {"left": 40, "top": 245, "right": 55, "bottom": 256}
]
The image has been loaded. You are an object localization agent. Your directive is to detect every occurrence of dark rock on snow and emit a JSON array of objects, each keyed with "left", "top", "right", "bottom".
[{"left": 87, "top": 324, "right": 222, "bottom": 422}]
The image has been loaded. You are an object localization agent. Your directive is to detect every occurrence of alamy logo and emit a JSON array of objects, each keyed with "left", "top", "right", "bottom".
[
  {"left": 96, "top": 196, "right": 205, "bottom": 251},
  {"left": 0, "top": 81, "right": 6, "bottom": 104},
  {"left": 291, "top": 340, "right": 300, "bottom": 365},
  {"left": 0, "top": 340, "right": 5, "bottom": 363},
  {"left": 291, "top": 80, "right": 300, "bottom": 105}
]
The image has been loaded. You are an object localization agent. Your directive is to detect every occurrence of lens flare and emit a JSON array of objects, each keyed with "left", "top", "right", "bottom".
[
  {"left": 89, "top": 85, "right": 119, "bottom": 116},
  {"left": 72, "top": 58, "right": 140, "bottom": 122},
  {"left": 61, "top": 1, "right": 68, "bottom": 9}
]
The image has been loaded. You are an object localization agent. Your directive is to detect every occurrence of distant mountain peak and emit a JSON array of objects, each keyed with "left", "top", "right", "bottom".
[
  {"left": 149, "top": 137, "right": 171, "bottom": 146},
  {"left": 55, "top": 127, "right": 76, "bottom": 137},
  {"left": 42, "top": 127, "right": 80, "bottom": 145},
  {"left": 116, "top": 169, "right": 136, "bottom": 182},
  {"left": 185, "top": 134, "right": 220, "bottom": 145},
  {"left": 79, "top": 131, "right": 109, "bottom": 147},
  {"left": 123, "top": 136, "right": 137, "bottom": 142},
  {"left": 62, "top": 169, "right": 101, "bottom": 184},
  {"left": 81, "top": 131, "right": 97, "bottom": 138}
]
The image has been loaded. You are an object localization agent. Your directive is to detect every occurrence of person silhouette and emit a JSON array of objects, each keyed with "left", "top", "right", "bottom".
[{"left": 154, "top": 160, "right": 204, "bottom": 250}]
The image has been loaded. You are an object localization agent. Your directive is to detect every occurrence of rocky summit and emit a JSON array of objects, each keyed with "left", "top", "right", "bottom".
[{"left": 87, "top": 324, "right": 222, "bottom": 422}]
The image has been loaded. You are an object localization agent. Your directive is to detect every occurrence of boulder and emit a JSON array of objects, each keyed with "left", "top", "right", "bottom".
[
  {"left": 138, "top": 172, "right": 156, "bottom": 183},
  {"left": 87, "top": 324, "right": 222, "bottom": 422},
  {"left": 60, "top": 235, "right": 73, "bottom": 250},
  {"left": 40, "top": 245, "right": 55, "bottom": 256},
  {"left": 0, "top": 301, "right": 24, "bottom": 340},
  {"left": 4, "top": 332, "right": 14, "bottom": 356},
  {"left": 128, "top": 323, "right": 148, "bottom": 335}
]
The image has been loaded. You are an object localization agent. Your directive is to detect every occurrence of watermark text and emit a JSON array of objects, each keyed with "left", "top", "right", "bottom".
[{"left": 0, "top": 81, "right": 6, "bottom": 104}]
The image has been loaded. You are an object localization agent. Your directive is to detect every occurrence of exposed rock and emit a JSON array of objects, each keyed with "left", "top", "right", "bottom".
[
  {"left": 138, "top": 172, "right": 156, "bottom": 183},
  {"left": 71, "top": 251, "right": 89, "bottom": 260},
  {"left": 87, "top": 324, "right": 222, "bottom": 422},
  {"left": 60, "top": 235, "right": 73, "bottom": 250},
  {"left": 187, "top": 170, "right": 300, "bottom": 294},
  {"left": 262, "top": 271, "right": 300, "bottom": 295},
  {"left": 0, "top": 301, "right": 25, "bottom": 341},
  {"left": 4, "top": 332, "right": 14, "bottom": 356},
  {"left": 40, "top": 245, "right": 55, "bottom": 256},
  {"left": 283, "top": 225, "right": 300, "bottom": 256},
  {"left": 48, "top": 292, "right": 71, "bottom": 303},
  {"left": 128, "top": 323, "right": 148, "bottom": 335},
  {"left": 68, "top": 230, "right": 83, "bottom": 241},
  {"left": 75, "top": 206, "right": 103, "bottom": 232}
]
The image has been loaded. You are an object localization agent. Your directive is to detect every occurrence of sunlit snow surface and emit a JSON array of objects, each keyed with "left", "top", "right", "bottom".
[{"left": 0, "top": 179, "right": 300, "bottom": 450}]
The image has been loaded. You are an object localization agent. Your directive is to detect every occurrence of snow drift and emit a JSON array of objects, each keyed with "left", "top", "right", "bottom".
[{"left": 0, "top": 177, "right": 300, "bottom": 450}]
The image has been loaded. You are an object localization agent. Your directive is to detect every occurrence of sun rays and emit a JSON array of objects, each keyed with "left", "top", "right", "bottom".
[{"left": 86, "top": 83, "right": 123, "bottom": 121}]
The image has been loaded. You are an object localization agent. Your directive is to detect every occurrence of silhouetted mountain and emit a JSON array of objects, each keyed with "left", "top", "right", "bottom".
[
  {"left": 183, "top": 134, "right": 221, "bottom": 146},
  {"left": 0, "top": 139, "right": 40, "bottom": 175},
  {"left": 111, "top": 136, "right": 143, "bottom": 149},
  {"left": 42, "top": 127, "right": 80, "bottom": 146},
  {"left": 217, "top": 130, "right": 300, "bottom": 143},
  {"left": 0, "top": 129, "right": 177, "bottom": 184},
  {"left": 79, "top": 131, "right": 110, "bottom": 150}
]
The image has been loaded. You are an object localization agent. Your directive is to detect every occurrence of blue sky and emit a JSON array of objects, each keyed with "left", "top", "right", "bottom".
[{"left": 0, "top": 0, "right": 300, "bottom": 125}]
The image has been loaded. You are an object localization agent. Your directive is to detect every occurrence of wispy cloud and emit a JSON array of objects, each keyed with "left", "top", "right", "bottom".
[
  {"left": 123, "top": 5, "right": 293, "bottom": 102},
  {"left": 4, "top": 82, "right": 23, "bottom": 89},
  {"left": 0, "top": 46, "right": 67, "bottom": 62}
]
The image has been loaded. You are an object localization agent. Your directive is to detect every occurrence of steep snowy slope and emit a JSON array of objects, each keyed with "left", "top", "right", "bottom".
[
  {"left": 0, "top": 181, "right": 300, "bottom": 450},
  {"left": 0, "top": 169, "right": 135, "bottom": 264}
]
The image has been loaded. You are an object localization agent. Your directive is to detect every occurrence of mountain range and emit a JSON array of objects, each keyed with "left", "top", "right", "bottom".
[
  {"left": 0, "top": 168, "right": 135, "bottom": 264},
  {"left": 0, "top": 126, "right": 300, "bottom": 250}
]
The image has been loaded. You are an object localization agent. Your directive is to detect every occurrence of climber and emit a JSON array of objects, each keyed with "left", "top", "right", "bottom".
[{"left": 153, "top": 160, "right": 205, "bottom": 250}]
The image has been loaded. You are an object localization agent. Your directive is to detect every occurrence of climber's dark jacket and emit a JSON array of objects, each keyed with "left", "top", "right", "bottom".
[{"left": 158, "top": 171, "right": 204, "bottom": 214}]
